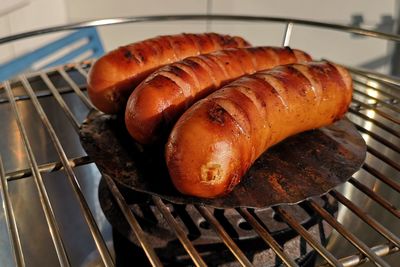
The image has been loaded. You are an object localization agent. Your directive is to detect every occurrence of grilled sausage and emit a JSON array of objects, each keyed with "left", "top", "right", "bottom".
[
  {"left": 125, "top": 47, "right": 311, "bottom": 144},
  {"left": 87, "top": 33, "right": 250, "bottom": 114},
  {"left": 166, "top": 61, "right": 353, "bottom": 198}
]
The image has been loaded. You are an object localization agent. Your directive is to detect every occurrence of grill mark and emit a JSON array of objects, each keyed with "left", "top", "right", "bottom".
[
  {"left": 291, "top": 64, "right": 321, "bottom": 104},
  {"left": 223, "top": 49, "right": 248, "bottom": 74},
  {"left": 207, "top": 52, "right": 231, "bottom": 80},
  {"left": 185, "top": 33, "right": 202, "bottom": 53},
  {"left": 179, "top": 60, "right": 202, "bottom": 89},
  {"left": 164, "top": 35, "right": 179, "bottom": 61},
  {"left": 241, "top": 48, "right": 258, "bottom": 71},
  {"left": 208, "top": 33, "right": 223, "bottom": 50},
  {"left": 192, "top": 55, "right": 220, "bottom": 88},
  {"left": 173, "top": 61, "right": 201, "bottom": 91},
  {"left": 211, "top": 99, "right": 248, "bottom": 136},
  {"left": 252, "top": 73, "right": 290, "bottom": 110},
  {"left": 157, "top": 67, "right": 192, "bottom": 99},
  {"left": 146, "top": 39, "right": 162, "bottom": 60}
]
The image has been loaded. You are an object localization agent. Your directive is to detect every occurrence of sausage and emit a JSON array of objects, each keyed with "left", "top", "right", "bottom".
[
  {"left": 125, "top": 47, "right": 311, "bottom": 144},
  {"left": 87, "top": 33, "right": 250, "bottom": 114},
  {"left": 165, "top": 61, "right": 353, "bottom": 198}
]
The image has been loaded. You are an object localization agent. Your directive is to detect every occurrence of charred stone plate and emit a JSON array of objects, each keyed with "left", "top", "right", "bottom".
[{"left": 80, "top": 109, "right": 366, "bottom": 208}]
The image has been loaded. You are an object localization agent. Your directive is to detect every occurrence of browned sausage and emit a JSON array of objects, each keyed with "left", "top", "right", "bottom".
[
  {"left": 165, "top": 61, "right": 353, "bottom": 198},
  {"left": 125, "top": 47, "right": 311, "bottom": 144},
  {"left": 87, "top": 33, "right": 250, "bottom": 114}
]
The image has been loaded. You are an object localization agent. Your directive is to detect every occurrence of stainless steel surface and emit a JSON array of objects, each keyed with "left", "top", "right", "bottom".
[{"left": 0, "top": 15, "right": 399, "bottom": 267}]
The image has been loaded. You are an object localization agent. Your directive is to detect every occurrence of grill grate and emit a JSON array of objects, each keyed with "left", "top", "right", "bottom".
[{"left": 0, "top": 16, "right": 399, "bottom": 267}]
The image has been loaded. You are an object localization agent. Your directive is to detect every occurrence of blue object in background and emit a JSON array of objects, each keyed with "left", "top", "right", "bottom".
[{"left": 0, "top": 27, "right": 104, "bottom": 82}]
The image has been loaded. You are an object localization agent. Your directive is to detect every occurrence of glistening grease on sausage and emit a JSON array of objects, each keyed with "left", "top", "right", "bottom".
[
  {"left": 125, "top": 47, "right": 311, "bottom": 144},
  {"left": 87, "top": 33, "right": 250, "bottom": 114},
  {"left": 165, "top": 61, "right": 353, "bottom": 198}
]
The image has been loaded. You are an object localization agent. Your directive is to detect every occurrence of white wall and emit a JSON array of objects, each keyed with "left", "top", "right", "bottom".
[{"left": 0, "top": 0, "right": 68, "bottom": 63}]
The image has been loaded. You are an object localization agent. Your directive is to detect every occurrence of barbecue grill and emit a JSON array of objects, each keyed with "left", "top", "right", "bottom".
[{"left": 0, "top": 15, "right": 399, "bottom": 267}]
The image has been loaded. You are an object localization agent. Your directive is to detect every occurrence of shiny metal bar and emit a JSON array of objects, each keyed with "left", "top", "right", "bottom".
[
  {"left": 330, "top": 190, "right": 400, "bottom": 248},
  {"left": 349, "top": 108, "right": 400, "bottom": 139},
  {"left": 39, "top": 68, "right": 162, "bottom": 267},
  {"left": 282, "top": 22, "right": 294, "bottom": 47},
  {"left": 319, "top": 244, "right": 399, "bottom": 267},
  {"left": 75, "top": 64, "right": 89, "bottom": 78},
  {"left": 307, "top": 199, "right": 390, "bottom": 267},
  {"left": 57, "top": 68, "right": 95, "bottom": 110},
  {"left": 0, "top": 156, "right": 25, "bottom": 267},
  {"left": 196, "top": 205, "right": 253, "bottom": 267},
  {"left": 0, "top": 86, "right": 80, "bottom": 104},
  {"left": 3, "top": 80, "right": 71, "bottom": 266},
  {"left": 353, "top": 87, "right": 400, "bottom": 114},
  {"left": 103, "top": 175, "right": 162, "bottom": 267},
  {"left": 6, "top": 156, "right": 92, "bottom": 182},
  {"left": 40, "top": 73, "right": 81, "bottom": 131},
  {"left": 340, "top": 244, "right": 399, "bottom": 267},
  {"left": 348, "top": 178, "right": 400, "bottom": 219},
  {"left": 2, "top": 15, "right": 400, "bottom": 45},
  {"left": 237, "top": 208, "right": 299, "bottom": 267},
  {"left": 348, "top": 66, "right": 400, "bottom": 89},
  {"left": 20, "top": 76, "right": 115, "bottom": 266},
  {"left": 363, "top": 164, "right": 400, "bottom": 194},
  {"left": 351, "top": 98, "right": 400, "bottom": 125},
  {"left": 353, "top": 79, "right": 400, "bottom": 101},
  {"left": 366, "top": 146, "right": 400, "bottom": 172},
  {"left": 273, "top": 206, "right": 342, "bottom": 267},
  {"left": 152, "top": 196, "right": 207, "bottom": 267},
  {"left": 355, "top": 124, "right": 400, "bottom": 154}
]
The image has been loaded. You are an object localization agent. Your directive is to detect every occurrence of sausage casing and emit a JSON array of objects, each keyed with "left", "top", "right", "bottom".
[
  {"left": 125, "top": 46, "right": 311, "bottom": 144},
  {"left": 87, "top": 33, "right": 250, "bottom": 114},
  {"left": 165, "top": 61, "right": 353, "bottom": 198}
]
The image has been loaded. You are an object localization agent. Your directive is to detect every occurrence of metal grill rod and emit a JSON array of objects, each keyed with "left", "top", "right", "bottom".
[
  {"left": 237, "top": 208, "right": 299, "bottom": 267},
  {"left": 348, "top": 178, "right": 400, "bottom": 219},
  {"left": 3, "top": 80, "right": 71, "bottom": 266},
  {"left": 54, "top": 68, "right": 163, "bottom": 267},
  {"left": 362, "top": 164, "right": 400, "bottom": 194},
  {"left": 40, "top": 73, "right": 81, "bottom": 131},
  {"left": 354, "top": 124, "right": 400, "bottom": 154},
  {"left": 353, "top": 87, "right": 400, "bottom": 114},
  {"left": 347, "top": 66, "right": 400, "bottom": 89},
  {"left": 273, "top": 206, "right": 342, "bottom": 267},
  {"left": 0, "top": 156, "right": 25, "bottom": 267},
  {"left": 348, "top": 108, "right": 400, "bottom": 139},
  {"left": 366, "top": 146, "right": 400, "bottom": 172},
  {"left": 196, "top": 205, "right": 253, "bottom": 267},
  {"left": 330, "top": 190, "right": 400, "bottom": 248},
  {"left": 351, "top": 98, "right": 400, "bottom": 125},
  {"left": 307, "top": 199, "right": 391, "bottom": 267},
  {"left": 152, "top": 196, "right": 207, "bottom": 267},
  {"left": 20, "top": 76, "right": 115, "bottom": 266},
  {"left": 352, "top": 79, "right": 400, "bottom": 101},
  {"left": 58, "top": 68, "right": 95, "bottom": 110},
  {"left": 282, "top": 22, "right": 294, "bottom": 47},
  {"left": 6, "top": 156, "right": 92, "bottom": 182}
]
